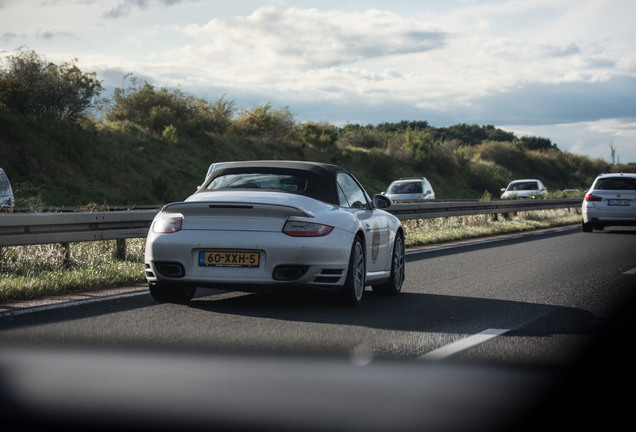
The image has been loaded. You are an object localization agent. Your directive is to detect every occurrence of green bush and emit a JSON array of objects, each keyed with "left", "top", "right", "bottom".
[
  {"left": 0, "top": 48, "right": 103, "bottom": 122},
  {"left": 162, "top": 124, "right": 178, "bottom": 144},
  {"left": 106, "top": 75, "right": 234, "bottom": 137},
  {"left": 230, "top": 103, "right": 294, "bottom": 139},
  {"left": 292, "top": 121, "right": 337, "bottom": 150}
]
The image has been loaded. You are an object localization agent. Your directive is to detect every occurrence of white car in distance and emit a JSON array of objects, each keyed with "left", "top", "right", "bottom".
[
  {"left": 500, "top": 179, "right": 547, "bottom": 199},
  {"left": 384, "top": 177, "right": 435, "bottom": 203}
]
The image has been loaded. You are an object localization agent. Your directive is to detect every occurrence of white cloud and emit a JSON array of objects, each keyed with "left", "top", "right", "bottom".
[
  {"left": 1, "top": 0, "right": 636, "bottom": 161},
  {"left": 502, "top": 118, "right": 636, "bottom": 165},
  {"left": 181, "top": 6, "right": 447, "bottom": 69}
]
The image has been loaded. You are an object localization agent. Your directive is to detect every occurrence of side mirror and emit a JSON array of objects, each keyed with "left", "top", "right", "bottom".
[
  {"left": 373, "top": 194, "right": 392, "bottom": 209},
  {"left": 500, "top": 188, "right": 506, "bottom": 192}
]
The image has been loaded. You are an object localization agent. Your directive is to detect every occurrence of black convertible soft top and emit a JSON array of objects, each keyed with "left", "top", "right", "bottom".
[{"left": 199, "top": 160, "right": 359, "bottom": 205}]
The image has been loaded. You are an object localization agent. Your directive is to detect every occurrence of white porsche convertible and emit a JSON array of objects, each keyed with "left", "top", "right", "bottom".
[{"left": 144, "top": 160, "right": 405, "bottom": 306}]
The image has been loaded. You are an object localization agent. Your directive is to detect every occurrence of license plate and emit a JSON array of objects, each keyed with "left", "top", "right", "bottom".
[
  {"left": 199, "top": 250, "right": 260, "bottom": 267},
  {"left": 608, "top": 199, "right": 630, "bottom": 206}
]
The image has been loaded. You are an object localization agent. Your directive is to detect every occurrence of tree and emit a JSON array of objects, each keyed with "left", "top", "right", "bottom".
[
  {"left": 208, "top": 95, "right": 236, "bottom": 134},
  {"left": 232, "top": 103, "right": 294, "bottom": 139},
  {"left": 107, "top": 77, "right": 185, "bottom": 131},
  {"left": 483, "top": 125, "right": 516, "bottom": 142},
  {"left": 294, "top": 121, "right": 337, "bottom": 150},
  {"left": 375, "top": 120, "right": 429, "bottom": 133},
  {"left": 0, "top": 48, "right": 103, "bottom": 121},
  {"left": 106, "top": 75, "right": 235, "bottom": 135},
  {"left": 520, "top": 136, "right": 557, "bottom": 151}
]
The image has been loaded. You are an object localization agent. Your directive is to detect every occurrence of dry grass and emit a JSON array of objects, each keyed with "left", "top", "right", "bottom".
[
  {"left": 0, "top": 239, "right": 146, "bottom": 302},
  {"left": 403, "top": 208, "right": 581, "bottom": 247}
]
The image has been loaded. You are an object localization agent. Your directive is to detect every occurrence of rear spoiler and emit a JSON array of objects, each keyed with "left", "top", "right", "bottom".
[{"left": 161, "top": 201, "right": 315, "bottom": 219}]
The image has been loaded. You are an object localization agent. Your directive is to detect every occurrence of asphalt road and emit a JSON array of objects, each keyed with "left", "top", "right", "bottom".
[
  {"left": 1, "top": 226, "right": 634, "bottom": 364},
  {"left": 1, "top": 226, "right": 635, "bottom": 431}
]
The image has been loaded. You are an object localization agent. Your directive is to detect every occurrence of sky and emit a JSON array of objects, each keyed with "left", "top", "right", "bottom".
[{"left": 1, "top": 0, "right": 635, "bottom": 163}]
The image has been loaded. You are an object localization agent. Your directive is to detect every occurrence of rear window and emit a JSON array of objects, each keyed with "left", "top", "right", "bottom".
[
  {"left": 388, "top": 182, "right": 422, "bottom": 194},
  {"left": 594, "top": 177, "right": 636, "bottom": 190},
  {"left": 206, "top": 173, "right": 308, "bottom": 192},
  {"left": 509, "top": 182, "right": 538, "bottom": 191}
]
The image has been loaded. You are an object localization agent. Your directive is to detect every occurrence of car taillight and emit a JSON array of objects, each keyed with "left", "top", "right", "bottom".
[
  {"left": 283, "top": 220, "right": 333, "bottom": 237},
  {"left": 152, "top": 213, "right": 183, "bottom": 233},
  {"left": 585, "top": 193, "right": 603, "bottom": 202}
]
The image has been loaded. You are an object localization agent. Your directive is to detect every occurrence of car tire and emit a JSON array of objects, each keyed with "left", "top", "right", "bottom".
[
  {"left": 582, "top": 220, "right": 593, "bottom": 232},
  {"left": 149, "top": 284, "right": 196, "bottom": 304},
  {"left": 372, "top": 232, "right": 405, "bottom": 295},
  {"left": 340, "top": 235, "right": 366, "bottom": 307}
]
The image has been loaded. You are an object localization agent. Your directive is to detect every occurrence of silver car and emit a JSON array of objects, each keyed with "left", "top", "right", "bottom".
[
  {"left": 145, "top": 161, "right": 405, "bottom": 307},
  {"left": 582, "top": 172, "right": 636, "bottom": 232},
  {"left": 384, "top": 177, "right": 435, "bottom": 203},
  {"left": 0, "top": 168, "right": 14, "bottom": 210},
  {"left": 500, "top": 179, "right": 547, "bottom": 199}
]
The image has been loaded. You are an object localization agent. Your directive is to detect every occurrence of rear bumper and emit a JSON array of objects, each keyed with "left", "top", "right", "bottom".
[
  {"left": 584, "top": 217, "right": 636, "bottom": 227},
  {"left": 582, "top": 204, "right": 636, "bottom": 226},
  {"left": 144, "top": 228, "right": 352, "bottom": 290}
]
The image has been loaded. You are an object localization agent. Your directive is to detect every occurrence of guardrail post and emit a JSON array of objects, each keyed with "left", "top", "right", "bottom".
[
  {"left": 61, "top": 242, "right": 72, "bottom": 267},
  {"left": 116, "top": 239, "right": 127, "bottom": 261}
]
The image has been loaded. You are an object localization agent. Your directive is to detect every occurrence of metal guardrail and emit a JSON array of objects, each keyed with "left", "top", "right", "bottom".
[
  {"left": 0, "top": 199, "right": 582, "bottom": 247},
  {"left": 0, "top": 210, "right": 158, "bottom": 247},
  {"left": 388, "top": 198, "right": 582, "bottom": 220}
]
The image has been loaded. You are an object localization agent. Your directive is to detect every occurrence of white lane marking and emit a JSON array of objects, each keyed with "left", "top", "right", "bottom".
[
  {"left": 420, "top": 328, "right": 510, "bottom": 360},
  {"left": 0, "top": 290, "right": 148, "bottom": 318},
  {"left": 624, "top": 268, "right": 636, "bottom": 275}
]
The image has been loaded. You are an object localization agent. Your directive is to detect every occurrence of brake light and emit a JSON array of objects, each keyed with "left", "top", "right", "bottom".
[
  {"left": 283, "top": 221, "right": 333, "bottom": 237},
  {"left": 585, "top": 193, "right": 603, "bottom": 202},
  {"left": 152, "top": 213, "right": 183, "bottom": 233}
]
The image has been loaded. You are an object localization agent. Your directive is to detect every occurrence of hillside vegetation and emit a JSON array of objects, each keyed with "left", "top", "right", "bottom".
[{"left": 1, "top": 49, "right": 633, "bottom": 208}]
